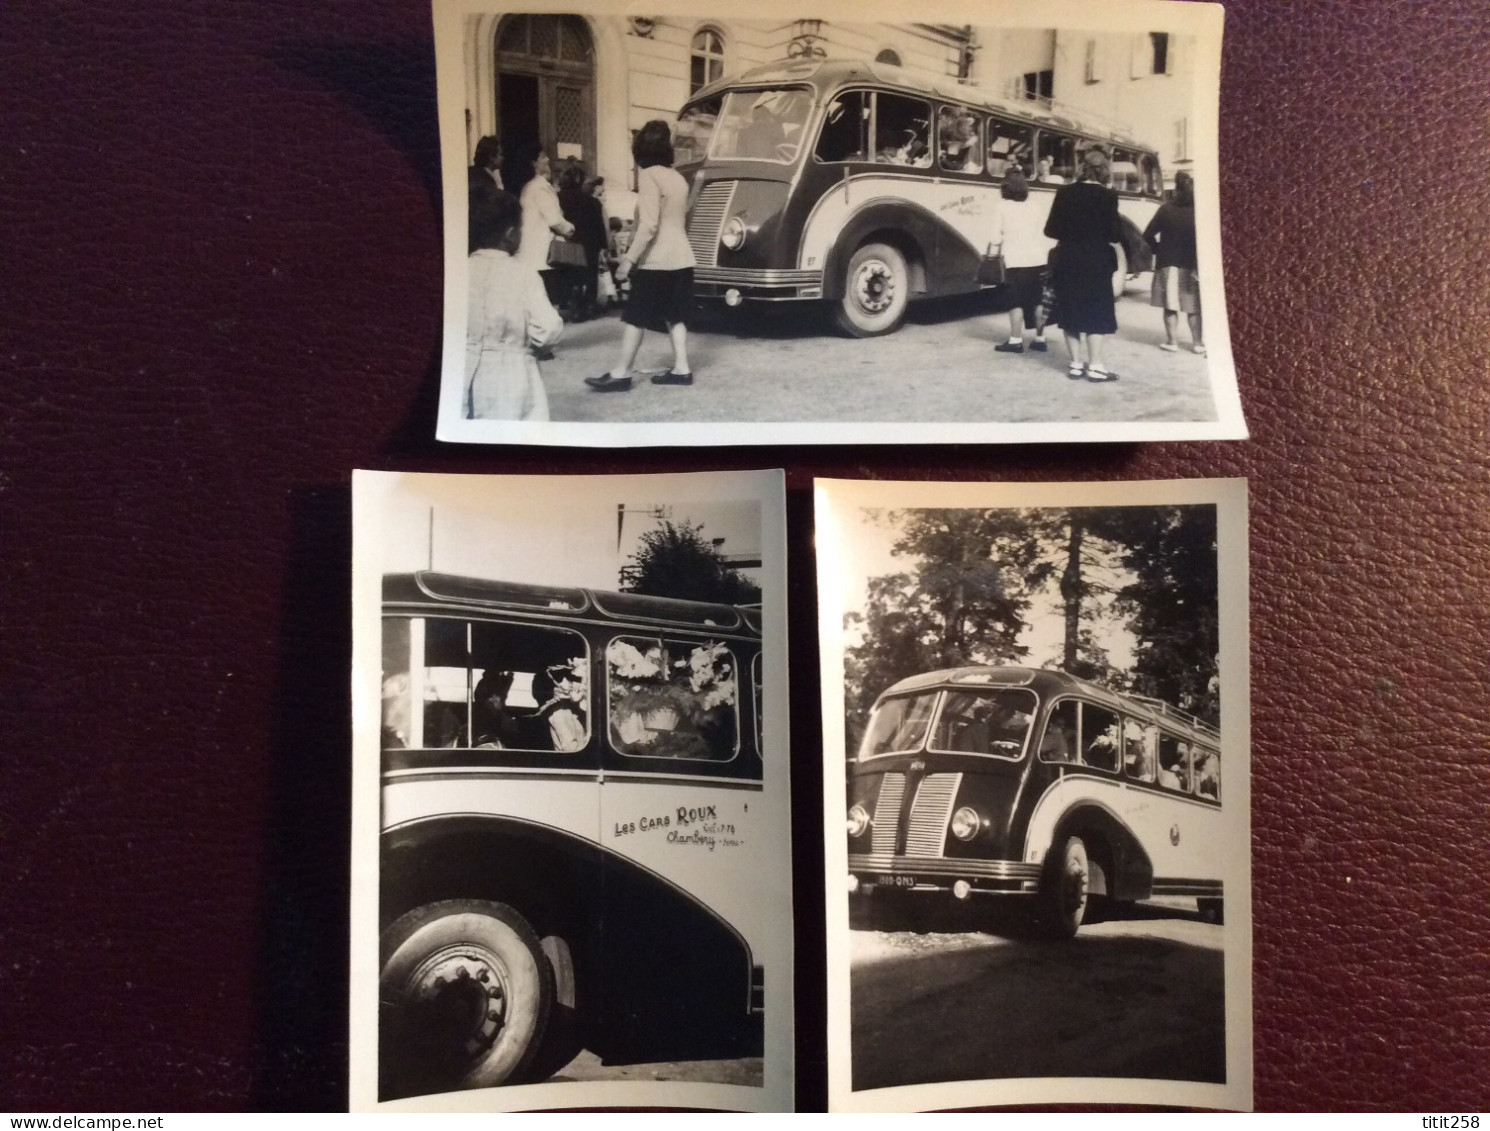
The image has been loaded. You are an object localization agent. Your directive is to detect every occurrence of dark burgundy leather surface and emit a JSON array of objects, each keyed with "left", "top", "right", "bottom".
[{"left": 4, "top": 0, "right": 1490, "bottom": 1112}]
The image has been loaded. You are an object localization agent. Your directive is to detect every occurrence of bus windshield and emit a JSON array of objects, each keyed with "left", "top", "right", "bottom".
[
  {"left": 685, "top": 88, "right": 814, "bottom": 164},
  {"left": 859, "top": 692, "right": 936, "bottom": 758}
]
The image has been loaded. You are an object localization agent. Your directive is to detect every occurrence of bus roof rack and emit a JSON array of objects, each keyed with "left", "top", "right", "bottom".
[{"left": 1126, "top": 693, "right": 1221, "bottom": 740}]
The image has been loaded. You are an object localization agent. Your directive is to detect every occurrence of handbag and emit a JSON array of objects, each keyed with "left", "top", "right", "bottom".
[
  {"left": 976, "top": 244, "right": 1006, "bottom": 286},
  {"left": 547, "top": 236, "right": 587, "bottom": 268}
]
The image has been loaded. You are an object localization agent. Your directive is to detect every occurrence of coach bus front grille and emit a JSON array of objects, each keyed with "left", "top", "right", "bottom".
[
  {"left": 904, "top": 773, "right": 962, "bottom": 857},
  {"left": 869, "top": 773, "right": 905, "bottom": 856},
  {"left": 686, "top": 180, "right": 737, "bottom": 268}
]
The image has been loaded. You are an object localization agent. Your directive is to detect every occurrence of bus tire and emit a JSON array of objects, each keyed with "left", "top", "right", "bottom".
[
  {"left": 1040, "top": 835, "right": 1090, "bottom": 940},
  {"left": 380, "top": 899, "right": 555, "bottom": 1096},
  {"left": 1198, "top": 897, "right": 1224, "bottom": 925},
  {"left": 1112, "top": 241, "right": 1129, "bottom": 299},
  {"left": 834, "top": 242, "right": 909, "bottom": 337}
]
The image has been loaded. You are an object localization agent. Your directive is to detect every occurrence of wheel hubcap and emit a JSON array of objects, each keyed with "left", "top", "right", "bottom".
[
  {"left": 406, "top": 947, "right": 509, "bottom": 1057},
  {"left": 853, "top": 261, "right": 894, "bottom": 314}
]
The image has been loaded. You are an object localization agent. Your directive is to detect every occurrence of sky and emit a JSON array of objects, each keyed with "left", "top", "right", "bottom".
[
  {"left": 837, "top": 506, "right": 1138, "bottom": 672},
  {"left": 368, "top": 474, "right": 762, "bottom": 593}
]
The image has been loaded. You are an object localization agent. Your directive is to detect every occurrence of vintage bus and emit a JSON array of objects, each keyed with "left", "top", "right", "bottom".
[
  {"left": 378, "top": 571, "right": 767, "bottom": 1099},
  {"left": 846, "top": 666, "right": 1223, "bottom": 938},
  {"left": 674, "top": 57, "right": 1166, "bottom": 337}
]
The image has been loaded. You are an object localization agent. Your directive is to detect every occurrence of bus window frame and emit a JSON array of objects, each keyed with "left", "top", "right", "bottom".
[
  {"left": 1076, "top": 699, "right": 1123, "bottom": 775},
  {"left": 924, "top": 685, "right": 1037, "bottom": 761},
  {"left": 383, "top": 613, "right": 595, "bottom": 758},
  {"left": 604, "top": 633, "right": 743, "bottom": 764},
  {"left": 985, "top": 114, "right": 1035, "bottom": 180},
  {"left": 934, "top": 102, "right": 985, "bottom": 177},
  {"left": 1122, "top": 715, "right": 1159, "bottom": 783}
]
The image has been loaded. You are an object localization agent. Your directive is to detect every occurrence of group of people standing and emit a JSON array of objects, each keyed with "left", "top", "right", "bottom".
[
  {"left": 988, "top": 146, "right": 1204, "bottom": 382},
  {"left": 463, "top": 121, "right": 699, "bottom": 421}
]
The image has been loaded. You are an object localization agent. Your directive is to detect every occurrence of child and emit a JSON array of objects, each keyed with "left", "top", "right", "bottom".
[{"left": 465, "top": 191, "right": 564, "bottom": 420}]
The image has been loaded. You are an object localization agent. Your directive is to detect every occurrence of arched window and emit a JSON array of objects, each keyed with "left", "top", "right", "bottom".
[
  {"left": 691, "top": 28, "right": 726, "bottom": 94},
  {"left": 875, "top": 48, "right": 902, "bottom": 67}
]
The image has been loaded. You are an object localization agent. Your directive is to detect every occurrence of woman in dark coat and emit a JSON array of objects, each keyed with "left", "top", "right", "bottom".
[
  {"left": 557, "top": 161, "right": 608, "bottom": 321},
  {"left": 1143, "top": 170, "right": 1203, "bottom": 355},
  {"left": 1044, "top": 146, "right": 1123, "bottom": 381}
]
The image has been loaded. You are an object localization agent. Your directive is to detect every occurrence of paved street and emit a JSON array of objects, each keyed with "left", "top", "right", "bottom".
[
  {"left": 540, "top": 281, "right": 1217, "bottom": 425},
  {"left": 849, "top": 900, "right": 1226, "bottom": 1093}
]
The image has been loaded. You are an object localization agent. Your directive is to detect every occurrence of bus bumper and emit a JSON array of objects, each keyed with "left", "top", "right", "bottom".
[
  {"left": 694, "top": 266, "right": 825, "bottom": 303},
  {"left": 848, "top": 853, "right": 1042, "bottom": 898}
]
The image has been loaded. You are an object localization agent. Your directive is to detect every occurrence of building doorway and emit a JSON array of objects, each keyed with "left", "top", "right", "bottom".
[{"left": 494, "top": 15, "right": 596, "bottom": 173}]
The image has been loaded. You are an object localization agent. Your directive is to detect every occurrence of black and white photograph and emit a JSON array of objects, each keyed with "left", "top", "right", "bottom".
[
  {"left": 350, "top": 469, "right": 793, "bottom": 1112},
  {"left": 816, "top": 478, "right": 1251, "bottom": 1112},
  {"left": 434, "top": 0, "right": 1242, "bottom": 446}
]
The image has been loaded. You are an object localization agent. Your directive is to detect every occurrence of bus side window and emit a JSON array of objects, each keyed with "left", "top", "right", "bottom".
[
  {"left": 1123, "top": 718, "right": 1157, "bottom": 782},
  {"left": 1158, "top": 735, "right": 1190, "bottom": 792},
  {"left": 1195, "top": 748, "right": 1221, "bottom": 800},
  {"left": 937, "top": 106, "right": 982, "bottom": 173},
  {"left": 986, "top": 118, "right": 1033, "bottom": 178},
  {"left": 873, "top": 92, "right": 931, "bottom": 167},
  {"left": 1080, "top": 703, "right": 1121, "bottom": 772},
  {"left": 1038, "top": 699, "right": 1079, "bottom": 761},
  {"left": 607, "top": 636, "right": 739, "bottom": 761},
  {"left": 751, "top": 651, "right": 763, "bottom": 760},
  {"left": 1038, "top": 132, "right": 1076, "bottom": 184},
  {"left": 815, "top": 92, "right": 868, "bottom": 163}
]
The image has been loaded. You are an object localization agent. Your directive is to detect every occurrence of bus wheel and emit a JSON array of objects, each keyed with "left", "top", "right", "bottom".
[
  {"left": 1111, "top": 241, "right": 1129, "bottom": 299},
  {"left": 834, "top": 242, "right": 909, "bottom": 337},
  {"left": 1198, "top": 897, "right": 1224, "bottom": 925},
  {"left": 1041, "top": 835, "right": 1090, "bottom": 940},
  {"left": 380, "top": 899, "right": 555, "bottom": 1096}
]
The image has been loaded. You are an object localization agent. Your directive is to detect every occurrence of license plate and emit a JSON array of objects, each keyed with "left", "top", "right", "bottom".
[{"left": 877, "top": 875, "right": 916, "bottom": 888}]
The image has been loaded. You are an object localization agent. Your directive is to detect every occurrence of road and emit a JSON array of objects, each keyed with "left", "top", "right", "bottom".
[
  {"left": 850, "top": 901, "right": 1226, "bottom": 1093},
  {"left": 539, "top": 282, "right": 1217, "bottom": 425}
]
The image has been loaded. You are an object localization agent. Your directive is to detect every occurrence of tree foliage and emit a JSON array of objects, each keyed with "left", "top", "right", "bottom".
[
  {"left": 620, "top": 520, "right": 761, "bottom": 605},
  {"left": 843, "top": 504, "right": 1220, "bottom": 753}
]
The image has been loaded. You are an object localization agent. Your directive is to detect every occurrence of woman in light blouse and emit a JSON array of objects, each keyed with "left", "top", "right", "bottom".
[{"left": 586, "top": 120, "right": 698, "bottom": 392}]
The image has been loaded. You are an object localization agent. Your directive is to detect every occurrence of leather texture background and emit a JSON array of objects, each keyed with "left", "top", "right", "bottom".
[{"left": 4, "top": 0, "right": 1490, "bottom": 1112}]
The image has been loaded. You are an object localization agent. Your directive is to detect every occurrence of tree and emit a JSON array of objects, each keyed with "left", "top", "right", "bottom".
[
  {"left": 1106, "top": 505, "right": 1220, "bottom": 724},
  {"left": 620, "top": 520, "right": 761, "bottom": 604},
  {"left": 843, "top": 509, "right": 1043, "bottom": 748}
]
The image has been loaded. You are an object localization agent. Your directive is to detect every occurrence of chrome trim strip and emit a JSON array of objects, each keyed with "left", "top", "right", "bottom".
[
  {"left": 694, "top": 266, "right": 823, "bottom": 287},
  {"left": 849, "top": 853, "right": 1041, "bottom": 881}
]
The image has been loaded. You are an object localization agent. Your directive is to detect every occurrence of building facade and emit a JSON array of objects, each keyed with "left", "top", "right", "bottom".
[{"left": 462, "top": 15, "right": 1195, "bottom": 202}]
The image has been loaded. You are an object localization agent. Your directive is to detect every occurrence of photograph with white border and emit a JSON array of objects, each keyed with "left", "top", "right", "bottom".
[
  {"left": 816, "top": 477, "right": 1251, "bottom": 1111},
  {"left": 434, "top": 0, "right": 1242, "bottom": 447},
  {"left": 350, "top": 469, "right": 792, "bottom": 1112}
]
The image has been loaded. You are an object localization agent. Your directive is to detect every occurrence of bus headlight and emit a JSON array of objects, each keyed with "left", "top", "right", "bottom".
[
  {"left": 847, "top": 803, "right": 870, "bottom": 838},
  {"left": 720, "top": 215, "right": 747, "bottom": 251},
  {"left": 950, "top": 806, "right": 982, "bottom": 842}
]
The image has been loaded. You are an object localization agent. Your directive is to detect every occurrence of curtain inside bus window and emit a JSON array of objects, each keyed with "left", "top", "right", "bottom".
[
  {"left": 673, "top": 97, "right": 721, "bottom": 166},
  {"left": 986, "top": 118, "right": 1034, "bottom": 179},
  {"left": 930, "top": 688, "right": 1035, "bottom": 757},
  {"left": 937, "top": 106, "right": 982, "bottom": 173},
  {"left": 872, "top": 92, "right": 931, "bottom": 167},
  {"left": 1079, "top": 703, "right": 1121, "bottom": 772},
  {"left": 860, "top": 692, "right": 936, "bottom": 758},
  {"left": 1038, "top": 133, "right": 1077, "bottom": 184},
  {"left": 815, "top": 91, "right": 869, "bottom": 163},
  {"left": 712, "top": 89, "right": 812, "bottom": 163},
  {"left": 606, "top": 636, "right": 739, "bottom": 760}
]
